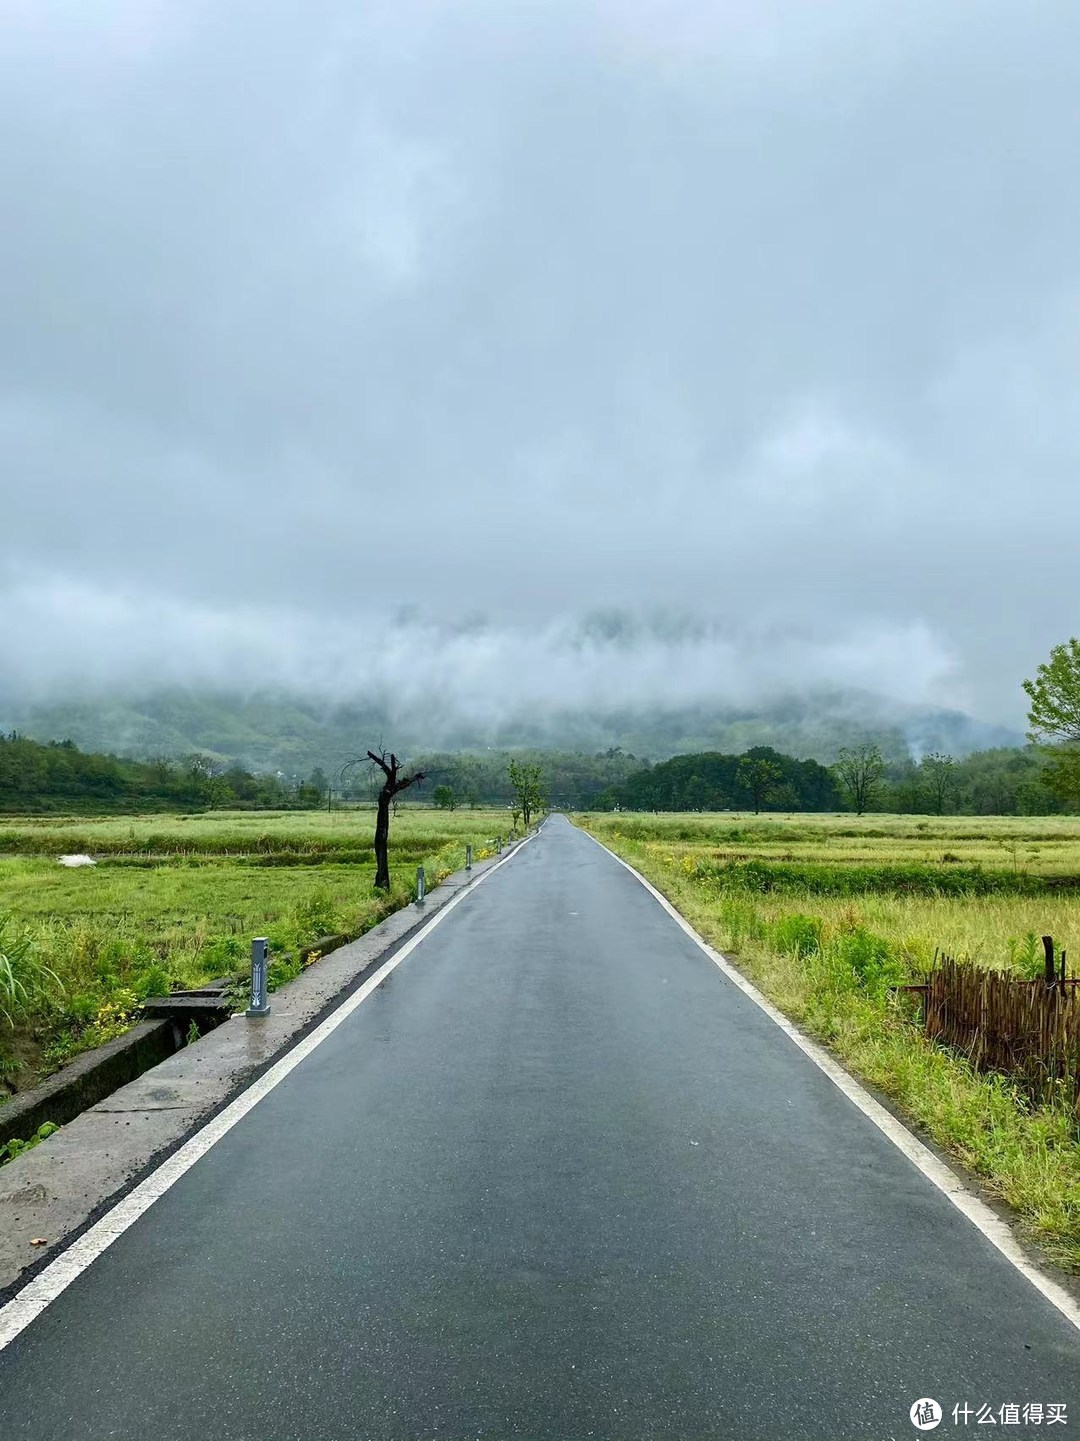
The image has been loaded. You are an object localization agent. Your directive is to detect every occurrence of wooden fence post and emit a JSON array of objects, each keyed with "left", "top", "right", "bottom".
[{"left": 1042, "top": 935, "right": 1056, "bottom": 987}]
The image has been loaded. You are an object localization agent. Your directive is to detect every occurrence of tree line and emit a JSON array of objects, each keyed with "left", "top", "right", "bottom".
[
  {"left": 586, "top": 744, "right": 1072, "bottom": 815},
  {"left": 589, "top": 747, "right": 838, "bottom": 813},
  {"left": 333, "top": 748, "right": 642, "bottom": 812},
  {"left": 0, "top": 733, "right": 323, "bottom": 813}
]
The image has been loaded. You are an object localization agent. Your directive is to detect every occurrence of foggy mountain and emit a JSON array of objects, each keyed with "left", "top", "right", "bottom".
[{"left": 0, "top": 687, "right": 1022, "bottom": 779}]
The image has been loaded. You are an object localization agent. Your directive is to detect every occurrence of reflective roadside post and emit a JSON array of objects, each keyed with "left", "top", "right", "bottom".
[
  {"left": 466, "top": 844, "right": 473, "bottom": 871},
  {"left": 246, "top": 937, "right": 270, "bottom": 1017},
  {"left": 416, "top": 866, "right": 426, "bottom": 903}
]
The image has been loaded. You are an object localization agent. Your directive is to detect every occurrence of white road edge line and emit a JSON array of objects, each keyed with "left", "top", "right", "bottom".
[
  {"left": 584, "top": 826, "right": 1080, "bottom": 1338},
  {"left": 0, "top": 832, "right": 539, "bottom": 1352}
]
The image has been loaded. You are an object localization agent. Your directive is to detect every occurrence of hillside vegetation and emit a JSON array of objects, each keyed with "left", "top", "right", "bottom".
[
  {"left": 0, "top": 731, "right": 1068, "bottom": 818},
  {"left": 0, "top": 686, "right": 1021, "bottom": 775},
  {"left": 0, "top": 733, "right": 321, "bottom": 814}
]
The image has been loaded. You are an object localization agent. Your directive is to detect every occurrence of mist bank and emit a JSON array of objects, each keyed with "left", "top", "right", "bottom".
[
  {"left": 0, "top": 583, "right": 978, "bottom": 716},
  {"left": 0, "top": 686, "right": 1022, "bottom": 779},
  {"left": 0, "top": 587, "right": 1026, "bottom": 765}
]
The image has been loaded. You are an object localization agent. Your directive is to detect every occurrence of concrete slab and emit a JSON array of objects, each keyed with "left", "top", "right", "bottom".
[{"left": 0, "top": 845, "right": 517, "bottom": 1297}]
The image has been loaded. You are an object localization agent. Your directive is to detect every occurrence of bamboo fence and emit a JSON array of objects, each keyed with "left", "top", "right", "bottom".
[{"left": 913, "top": 955, "right": 1080, "bottom": 1111}]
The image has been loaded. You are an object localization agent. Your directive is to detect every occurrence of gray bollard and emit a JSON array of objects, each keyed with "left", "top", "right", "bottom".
[
  {"left": 466, "top": 844, "right": 473, "bottom": 871},
  {"left": 246, "top": 937, "right": 271, "bottom": 1017},
  {"left": 416, "top": 865, "right": 426, "bottom": 903}
]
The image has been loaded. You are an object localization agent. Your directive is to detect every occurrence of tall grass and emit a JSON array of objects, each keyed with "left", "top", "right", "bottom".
[{"left": 0, "top": 914, "right": 62, "bottom": 1029}]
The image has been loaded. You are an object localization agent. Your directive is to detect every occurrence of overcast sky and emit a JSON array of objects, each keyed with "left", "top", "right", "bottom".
[{"left": 2, "top": 0, "right": 1078, "bottom": 725}]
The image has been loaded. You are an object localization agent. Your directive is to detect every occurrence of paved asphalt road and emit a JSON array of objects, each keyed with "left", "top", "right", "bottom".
[{"left": 1, "top": 817, "right": 1077, "bottom": 1440}]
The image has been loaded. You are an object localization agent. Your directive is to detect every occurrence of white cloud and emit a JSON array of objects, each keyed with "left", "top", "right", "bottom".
[
  {"left": 0, "top": 574, "right": 959, "bottom": 724},
  {"left": 2, "top": 0, "right": 1079, "bottom": 727}
]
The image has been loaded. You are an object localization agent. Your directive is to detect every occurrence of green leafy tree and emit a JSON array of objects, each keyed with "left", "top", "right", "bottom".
[
  {"left": 680, "top": 774, "right": 712, "bottom": 810},
  {"left": 596, "top": 747, "right": 836, "bottom": 813},
  {"left": 1024, "top": 640, "right": 1080, "bottom": 803},
  {"left": 736, "top": 754, "right": 782, "bottom": 814},
  {"left": 459, "top": 760, "right": 484, "bottom": 808},
  {"left": 206, "top": 776, "right": 235, "bottom": 810},
  {"left": 920, "top": 752, "right": 957, "bottom": 815},
  {"left": 883, "top": 760, "right": 922, "bottom": 813},
  {"left": 432, "top": 784, "right": 456, "bottom": 810},
  {"left": 833, "top": 743, "right": 886, "bottom": 816},
  {"left": 508, "top": 759, "right": 545, "bottom": 827},
  {"left": 181, "top": 753, "right": 216, "bottom": 807},
  {"left": 1024, "top": 639, "right": 1080, "bottom": 744}
]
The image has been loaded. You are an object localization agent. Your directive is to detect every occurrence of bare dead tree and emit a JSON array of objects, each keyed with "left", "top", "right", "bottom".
[{"left": 365, "top": 750, "right": 427, "bottom": 890}]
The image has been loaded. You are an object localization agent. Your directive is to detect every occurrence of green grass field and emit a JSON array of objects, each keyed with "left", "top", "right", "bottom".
[
  {"left": 586, "top": 812, "right": 1080, "bottom": 970},
  {"left": 597, "top": 810, "right": 1080, "bottom": 872},
  {"left": 0, "top": 807, "right": 515, "bottom": 1091},
  {"left": 578, "top": 811, "right": 1080, "bottom": 1270}
]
